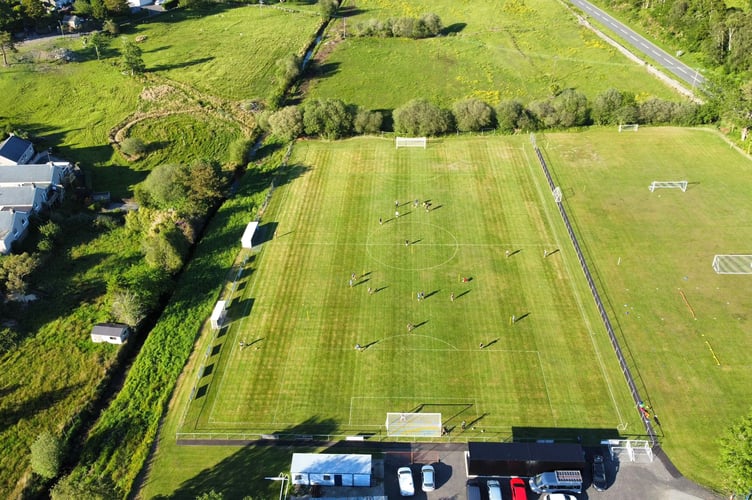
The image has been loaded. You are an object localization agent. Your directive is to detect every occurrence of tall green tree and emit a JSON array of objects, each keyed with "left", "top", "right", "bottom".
[
  {"left": 0, "top": 31, "right": 16, "bottom": 67},
  {"left": 719, "top": 409, "right": 752, "bottom": 494},
  {"left": 120, "top": 37, "right": 145, "bottom": 76}
]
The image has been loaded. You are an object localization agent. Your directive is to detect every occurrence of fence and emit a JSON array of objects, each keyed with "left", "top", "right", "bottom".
[{"left": 530, "top": 134, "right": 658, "bottom": 446}]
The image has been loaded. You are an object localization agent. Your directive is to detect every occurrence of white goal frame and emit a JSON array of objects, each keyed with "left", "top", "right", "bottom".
[
  {"left": 649, "top": 181, "right": 687, "bottom": 192},
  {"left": 396, "top": 137, "right": 427, "bottom": 149},
  {"left": 712, "top": 255, "right": 752, "bottom": 274},
  {"left": 602, "top": 439, "right": 653, "bottom": 463},
  {"left": 385, "top": 412, "right": 442, "bottom": 437},
  {"left": 618, "top": 124, "right": 639, "bottom": 132}
]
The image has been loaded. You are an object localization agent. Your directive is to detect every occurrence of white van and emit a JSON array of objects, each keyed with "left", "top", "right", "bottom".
[
  {"left": 528, "top": 470, "right": 582, "bottom": 494},
  {"left": 487, "top": 479, "right": 503, "bottom": 500}
]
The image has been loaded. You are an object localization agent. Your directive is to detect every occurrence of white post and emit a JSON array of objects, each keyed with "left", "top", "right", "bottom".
[{"left": 265, "top": 474, "right": 289, "bottom": 500}]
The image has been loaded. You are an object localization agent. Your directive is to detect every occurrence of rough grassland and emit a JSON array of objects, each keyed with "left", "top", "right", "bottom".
[
  {"left": 308, "top": 0, "right": 679, "bottom": 109},
  {"left": 540, "top": 126, "right": 752, "bottom": 490},
  {"left": 142, "top": 135, "right": 642, "bottom": 497},
  {"left": 135, "top": 6, "right": 323, "bottom": 101},
  {"left": 0, "top": 6, "right": 320, "bottom": 496}
]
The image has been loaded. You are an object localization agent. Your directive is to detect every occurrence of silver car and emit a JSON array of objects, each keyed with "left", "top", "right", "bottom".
[{"left": 421, "top": 464, "right": 436, "bottom": 492}]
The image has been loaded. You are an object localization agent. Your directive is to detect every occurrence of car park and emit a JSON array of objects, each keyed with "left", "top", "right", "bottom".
[
  {"left": 510, "top": 477, "right": 527, "bottom": 500},
  {"left": 421, "top": 464, "right": 436, "bottom": 492},
  {"left": 397, "top": 467, "right": 415, "bottom": 496},
  {"left": 592, "top": 454, "right": 607, "bottom": 491}
]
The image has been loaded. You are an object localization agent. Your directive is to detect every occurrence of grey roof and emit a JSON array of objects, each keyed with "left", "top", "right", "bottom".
[
  {"left": 0, "top": 136, "right": 33, "bottom": 163},
  {"left": 0, "top": 163, "right": 69, "bottom": 186},
  {"left": 0, "top": 185, "right": 45, "bottom": 211},
  {"left": 91, "top": 323, "right": 129, "bottom": 336}
]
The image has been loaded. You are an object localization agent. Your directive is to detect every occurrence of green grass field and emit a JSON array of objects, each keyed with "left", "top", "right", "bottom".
[
  {"left": 308, "top": 0, "right": 679, "bottom": 109},
  {"left": 146, "top": 129, "right": 752, "bottom": 496},
  {"left": 177, "top": 136, "right": 640, "bottom": 439},
  {"left": 539, "top": 127, "right": 752, "bottom": 490}
]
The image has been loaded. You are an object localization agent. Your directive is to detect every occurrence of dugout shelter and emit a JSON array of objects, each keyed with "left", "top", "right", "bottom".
[
  {"left": 465, "top": 442, "right": 586, "bottom": 477},
  {"left": 240, "top": 221, "right": 258, "bottom": 249},
  {"left": 290, "top": 453, "right": 371, "bottom": 487}
]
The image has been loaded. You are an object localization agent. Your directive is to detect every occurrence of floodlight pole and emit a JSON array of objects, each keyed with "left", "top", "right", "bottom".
[{"left": 264, "top": 473, "right": 289, "bottom": 500}]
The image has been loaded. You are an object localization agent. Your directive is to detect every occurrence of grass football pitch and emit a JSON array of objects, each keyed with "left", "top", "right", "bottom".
[{"left": 179, "top": 135, "right": 640, "bottom": 441}]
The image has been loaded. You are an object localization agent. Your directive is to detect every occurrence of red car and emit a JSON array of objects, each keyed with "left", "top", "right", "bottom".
[{"left": 510, "top": 477, "right": 528, "bottom": 500}]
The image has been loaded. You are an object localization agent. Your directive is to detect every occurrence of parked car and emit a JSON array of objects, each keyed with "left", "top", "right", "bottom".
[
  {"left": 421, "top": 464, "right": 436, "bottom": 492},
  {"left": 543, "top": 495, "right": 578, "bottom": 500},
  {"left": 487, "top": 479, "right": 503, "bottom": 500},
  {"left": 510, "top": 477, "right": 528, "bottom": 500},
  {"left": 592, "top": 454, "right": 607, "bottom": 491},
  {"left": 397, "top": 466, "right": 415, "bottom": 496}
]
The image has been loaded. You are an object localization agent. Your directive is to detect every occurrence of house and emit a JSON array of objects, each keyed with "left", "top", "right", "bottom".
[
  {"left": 0, "top": 135, "right": 35, "bottom": 166},
  {"left": 0, "top": 209, "right": 30, "bottom": 254},
  {"left": 290, "top": 453, "right": 372, "bottom": 487},
  {"left": 240, "top": 221, "right": 258, "bottom": 249},
  {"left": 128, "top": 0, "right": 153, "bottom": 7},
  {"left": 91, "top": 323, "right": 130, "bottom": 344},
  {"left": 0, "top": 184, "right": 60, "bottom": 212},
  {"left": 0, "top": 162, "right": 73, "bottom": 188}
]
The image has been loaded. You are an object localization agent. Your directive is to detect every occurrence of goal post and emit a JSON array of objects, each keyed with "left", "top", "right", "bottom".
[
  {"left": 649, "top": 181, "right": 687, "bottom": 192},
  {"left": 395, "top": 137, "right": 427, "bottom": 149},
  {"left": 385, "top": 412, "right": 442, "bottom": 437},
  {"left": 712, "top": 255, "right": 752, "bottom": 274},
  {"left": 618, "top": 124, "right": 639, "bottom": 132}
]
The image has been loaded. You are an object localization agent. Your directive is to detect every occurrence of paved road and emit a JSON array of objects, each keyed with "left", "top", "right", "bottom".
[{"left": 569, "top": 0, "right": 705, "bottom": 89}]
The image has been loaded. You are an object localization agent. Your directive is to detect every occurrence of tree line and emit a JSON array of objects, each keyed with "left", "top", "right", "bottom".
[{"left": 263, "top": 89, "right": 713, "bottom": 141}]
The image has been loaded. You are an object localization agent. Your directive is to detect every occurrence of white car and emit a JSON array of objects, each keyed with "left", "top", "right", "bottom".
[
  {"left": 398, "top": 466, "right": 415, "bottom": 496},
  {"left": 544, "top": 494, "right": 578, "bottom": 500},
  {"left": 421, "top": 464, "right": 436, "bottom": 491}
]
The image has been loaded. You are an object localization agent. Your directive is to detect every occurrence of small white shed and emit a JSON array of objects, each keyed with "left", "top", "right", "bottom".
[
  {"left": 290, "top": 453, "right": 371, "bottom": 487},
  {"left": 241, "top": 221, "right": 258, "bottom": 249},
  {"left": 91, "top": 323, "right": 130, "bottom": 344},
  {"left": 210, "top": 300, "right": 227, "bottom": 330}
]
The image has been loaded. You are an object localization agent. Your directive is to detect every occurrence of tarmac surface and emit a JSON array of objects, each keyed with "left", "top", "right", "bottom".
[{"left": 273, "top": 442, "right": 722, "bottom": 500}]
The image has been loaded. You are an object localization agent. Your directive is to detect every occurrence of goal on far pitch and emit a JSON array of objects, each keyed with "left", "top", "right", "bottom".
[
  {"left": 385, "top": 412, "right": 442, "bottom": 437},
  {"left": 712, "top": 255, "right": 752, "bottom": 274},
  {"left": 395, "top": 137, "right": 427, "bottom": 149}
]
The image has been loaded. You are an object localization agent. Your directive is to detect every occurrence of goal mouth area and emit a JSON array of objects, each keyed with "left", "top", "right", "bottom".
[
  {"left": 712, "top": 254, "right": 752, "bottom": 274},
  {"left": 385, "top": 412, "right": 442, "bottom": 437},
  {"left": 395, "top": 137, "right": 427, "bottom": 149},
  {"left": 649, "top": 181, "right": 687, "bottom": 192}
]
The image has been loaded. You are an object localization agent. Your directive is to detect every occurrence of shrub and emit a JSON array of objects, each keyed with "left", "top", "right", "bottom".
[
  {"left": 393, "top": 99, "right": 453, "bottom": 136},
  {"left": 269, "top": 106, "right": 303, "bottom": 141},
  {"left": 552, "top": 88, "right": 589, "bottom": 127},
  {"left": 318, "top": 0, "right": 338, "bottom": 19},
  {"left": 418, "top": 13, "right": 443, "bottom": 37},
  {"left": 452, "top": 98, "right": 494, "bottom": 132},
  {"left": 302, "top": 98, "right": 353, "bottom": 139},
  {"left": 496, "top": 100, "right": 525, "bottom": 133},
  {"left": 120, "top": 137, "right": 147, "bottom": 156},
  {"left": 353, "top": 108, "right": 383, "bottom": 134},
  {"left": 30, "top": 432, "right": 62, "bottom": 479}
]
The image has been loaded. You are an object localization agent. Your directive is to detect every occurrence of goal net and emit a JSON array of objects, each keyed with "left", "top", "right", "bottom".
[
  {"left": 712, "top": 255, "right": 752, "bottom": 274},
  {"left": 385, "top": 412, "right": 442, "bottom": 437},
  {"left": 602, "top": 439, "right": 653, "bottom": 463},
  {"left": 395, "top": 137, "right": 427, "bottom": 149},
  {"left": 618, "top": 124, "right": 639, "bottom": 132},
  {"left": 649, "top": 181, "right": 687, "bottom": 192}
]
